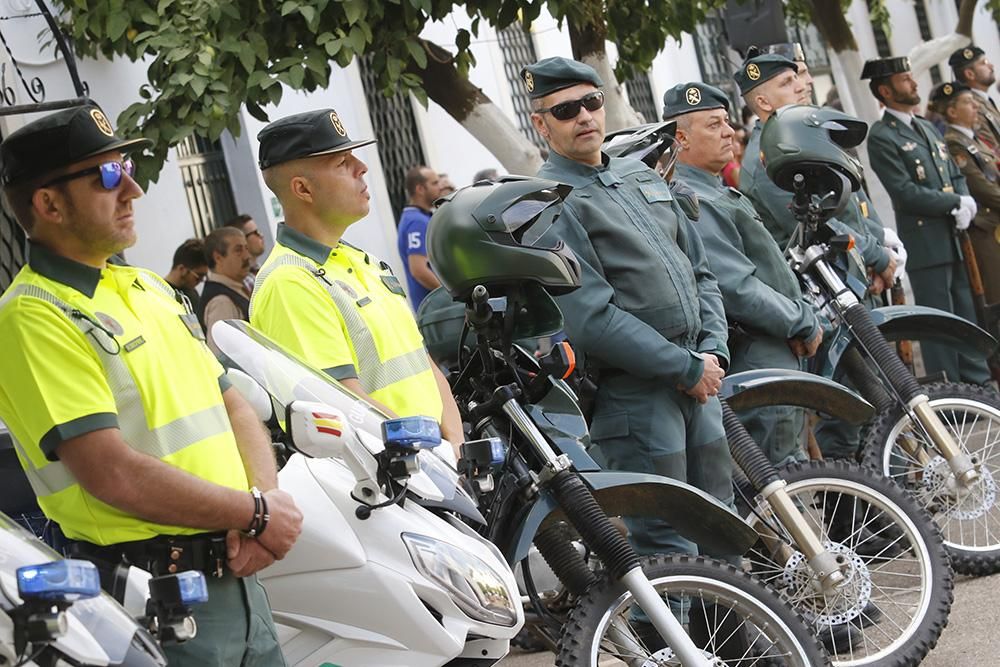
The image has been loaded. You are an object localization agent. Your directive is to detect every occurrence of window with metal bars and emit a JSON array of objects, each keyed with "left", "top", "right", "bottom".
[
  {"left": 692, "top": 13, "right": 743, "bottom": 113},
  {"left": 866, "top": 0, "right": 893, "bottom": 58},
  {"left": 176, "top": 134, "right": 238, "bottom": 238},
  {"left": 0, "top": 193, "right": 25, "bottom": 292},
  {"left": 625, "top": 72, "right": 659, "bottom": 123},
  {"left": 497, "top": 23, "right": 547, "bottom": 150},
  {"left": 913, "top": 0, "right": 941, "bottom": 84},
  {"left": 358, "top": 55, "right": 427, "bottom": 222}
]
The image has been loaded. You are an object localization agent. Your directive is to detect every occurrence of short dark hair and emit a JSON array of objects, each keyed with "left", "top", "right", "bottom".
[
  {"left": 869, "top": 77, "right": 890, "bottom": 104},
  {"left": 404, "top": 165, "right": 430, "bottom": 197},
  {"left": 203, "top": 227, "right": 243, "bottom": 269},
  {"left": 953, "top": 64, "right": 974, "bottom": 84},
  {"left": 2, "top": 177, "right": 46, "bottom": 233},
  {"left": 171, "top": 238, "right": 207, "bottom": 269},
  {"left": 224, "top": 213, "right": 253, "bottom": 231}
]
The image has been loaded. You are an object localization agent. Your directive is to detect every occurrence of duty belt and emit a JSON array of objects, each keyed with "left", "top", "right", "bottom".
[{"left": 67, "top": 531, "right": 229, "bottom": 579}]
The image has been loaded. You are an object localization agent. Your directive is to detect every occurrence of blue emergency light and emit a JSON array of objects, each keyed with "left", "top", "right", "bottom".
[
  {"left": 382, "top": 416, "right": 442, "bottom": 450},
  {"left": 17, "top": 559, "right": 101, "bottom": 602},
  {"left": 175, "top": 570, "right": 209, "bottom": 605}
]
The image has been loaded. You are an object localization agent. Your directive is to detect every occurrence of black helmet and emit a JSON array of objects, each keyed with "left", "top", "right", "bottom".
[
  {"left": 760, "top": 105, "right": 867, "bottom": 194},
  {"left": 602, "top": 121, "right": 679, "bottom": 173},
  {"left": 427, "top": 177, "right": 582, "bottom": 301}
]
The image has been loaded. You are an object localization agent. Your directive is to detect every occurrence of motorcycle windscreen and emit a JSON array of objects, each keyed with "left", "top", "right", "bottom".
[
  {"left": 0, "top": 514, "right": 163, "bottom": 666},
  {"left": 213, "top": 320, "right": 471, "bottom": 506}
]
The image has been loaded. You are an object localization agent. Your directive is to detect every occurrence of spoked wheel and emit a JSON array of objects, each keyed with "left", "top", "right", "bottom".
[
  {"left": 861, "top": 382, "right": 1000, "bottom": 575},
  {"left": 742, "top": 460, "right": 952, "bottom": 667},
  {"left": 556, "top": 554, "right": 828, "bottom": 666}
]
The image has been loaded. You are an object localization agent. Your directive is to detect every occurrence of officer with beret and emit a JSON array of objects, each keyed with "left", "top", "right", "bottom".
[
  {"left": 0, "top": 104, "right": 300, "bottom": 665},
  {"left": 933, "top": 81, "right": 1000, "bottom": 305},
  {"left": 949, "top": 46, "right": 1000, "bottom": 153},
  {"left": 865, "top": 57, "right": 990, "bottom": 384},
  {"left": 250, "top": 109, "right": 464, "bottom": 456},
  {"left": 666, "top": 82, "right": 819, "bottom": 465},
  {"left": 522, "top": 57, "right": 735, "bottom": 564}
]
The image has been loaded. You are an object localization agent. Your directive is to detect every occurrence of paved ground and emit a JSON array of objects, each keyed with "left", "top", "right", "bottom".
[{"left": 499, "top": 572, "right": 1000, "bottom": 666}]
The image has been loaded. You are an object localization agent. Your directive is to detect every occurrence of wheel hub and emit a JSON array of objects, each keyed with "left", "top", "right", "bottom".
[
  {"left": 921, "top": 455, "right": 997, "bottom": 520},
  {"left": 642, "top": 647, "right": 725, "bottom": 666},
  {"left": 780, "top": 543, "right": 872, "bottom": 626}
]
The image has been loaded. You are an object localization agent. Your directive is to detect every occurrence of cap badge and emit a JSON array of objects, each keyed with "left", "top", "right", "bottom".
[
  {"left": 964, "top": 48, "right": 974, "bottom": 60},
  {"left": 524, "top": 71, "right": 535, "bottom": 93},
  {"left": 943, "top": 83, "right": 953, "bottom": 96},
  {"left": 685, "top": 87, "right": 701, "bottom": 105},
  {"left": 90, "top": 109, "right": 114, "bottom": 137},
  {"left": 329, "top": 111, "right": 347, "bottom": 137},
  {"left": 746, "top": 63, "right": 761, "bottom": 81}
]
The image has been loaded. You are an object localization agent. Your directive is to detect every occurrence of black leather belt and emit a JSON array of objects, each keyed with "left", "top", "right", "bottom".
[{"left": 67, "top": 531, "right": 229, "bottom": 579}]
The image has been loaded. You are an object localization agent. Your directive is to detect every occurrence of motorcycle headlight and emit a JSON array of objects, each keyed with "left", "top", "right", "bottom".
[{"left": 402, "top": 533, "right": 517, "bottom": 627}]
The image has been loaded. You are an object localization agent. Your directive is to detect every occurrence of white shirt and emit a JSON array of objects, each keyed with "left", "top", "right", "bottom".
[
  {"left": 949, "top": 124, "right": 976, "bottom": 141},
  {"left": 884, "top": 107, "right": 914, "bottom": 127}
]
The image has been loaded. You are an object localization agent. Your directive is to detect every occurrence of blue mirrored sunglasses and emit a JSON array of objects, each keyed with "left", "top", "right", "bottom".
[{"left": 42, "top": 158, "right": 135, "bottom": 190}]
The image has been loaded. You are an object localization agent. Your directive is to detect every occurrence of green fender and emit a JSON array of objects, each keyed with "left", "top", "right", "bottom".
[
  {"left": 506, "top": 471, "right": 760, "bottom": 564},
  {"left": 819, "top": 305, "right": 998, "bottom": 378},
  {"left": 720, "top": 369, "right": 875, "bottom": 425}
]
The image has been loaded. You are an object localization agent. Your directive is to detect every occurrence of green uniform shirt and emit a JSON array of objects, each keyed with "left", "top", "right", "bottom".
[
  {"left": 250, "top": 224, "right": 442, "bottom": 421},
  {"left": 537, "top": 152, "right": 729, "bottom": 389},
  {"left": 0, "top": 244, "right": 248, "bottom": 545},
  {"left": 868, "top": 112, "right": 968, "bottom": 271},
  {"left": 742, "top": 121, "right": 890, "bottom": 273},
  {"left": 675, "top": 163, "right": 819, "bottom": 341}
]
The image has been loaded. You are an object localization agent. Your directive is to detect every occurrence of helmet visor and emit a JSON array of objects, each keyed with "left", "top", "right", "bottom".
[{"left": 501, "top": 189, "right": 564, "bottom": 248}]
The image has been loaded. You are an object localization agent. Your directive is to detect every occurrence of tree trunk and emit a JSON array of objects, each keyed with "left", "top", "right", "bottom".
[
  {"left": 410, "top": 39, "right": 542, "bottom": 175},
  {"left": 568, "top": 16, "right": 643, "bottom": 131},
  {"left": 956, "top": 0, "right": 976, "bottom": 37}
]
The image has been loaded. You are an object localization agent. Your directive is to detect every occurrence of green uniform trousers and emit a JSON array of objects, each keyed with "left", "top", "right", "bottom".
[
  {"left": 908, "top": 262, "right": 991, "bottom": 385},
  {"left": 589, "top": 376, "right": 734, "bottom": 558},
  {"left": 164, "top": 572, "right": 285, "bottom": 666}
]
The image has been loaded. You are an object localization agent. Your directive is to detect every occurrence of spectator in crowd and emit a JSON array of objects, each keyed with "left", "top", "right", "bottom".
[
  {"left": 473, "top": 167, "right": 500, "bottom": 183},
  {"left": 163, "top": 238, "right": 208, "bottom": 312},
  {"left": 200, "top": 226, "right": 251, "bottom": 355},
  {"left": 226, "top": 213, "right": 265, "bottom": 291},
  {"left": 437, "top": 173, "right": 456, "bottom": 196},
  {"left": 397, "top": 165, "right": 444, "bottom": 310},
  {"left": 721, "top": 125, "right": 747, "bottom": 188}
]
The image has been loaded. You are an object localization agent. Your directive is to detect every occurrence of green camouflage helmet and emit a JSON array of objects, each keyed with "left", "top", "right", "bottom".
[
  {"left": 760, "top": 104, "right": 868, "bottom": 194},
  {"left": 427, "top": 177, "right": 582, "bottom": 300}
]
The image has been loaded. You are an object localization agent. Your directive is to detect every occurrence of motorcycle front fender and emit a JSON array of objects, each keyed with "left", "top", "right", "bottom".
[
  {"left": 822, "top": 306, "right": 998, "bottom": 376},
  {"left": 505, "top": 471, "right": 759, "bottom": 564},
  {"left": 721, "top": 369, "right": 875, "bottom": 425}
]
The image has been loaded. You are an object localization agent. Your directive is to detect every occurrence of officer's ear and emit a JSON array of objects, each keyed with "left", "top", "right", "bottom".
[
  {"left": 30, "top": 186, "right": 64, "bottom": 226},
  {"left": 289, "top": 174, "right": 315, "bottom": 204},
  {"left": 530, "top": 111, "right": 549, "bottom": 140}
]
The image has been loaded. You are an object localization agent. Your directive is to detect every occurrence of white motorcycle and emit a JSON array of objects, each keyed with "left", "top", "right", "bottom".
[{"left": 214, "top": 319, "right": 524, "bottom": 667}]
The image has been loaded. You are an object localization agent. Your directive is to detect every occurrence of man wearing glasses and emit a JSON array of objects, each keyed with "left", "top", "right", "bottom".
[
  {"left": 0, "top": 104, "right": 299, "bottom": 665},
  {"left": 524, "top": 58, "right": 735, "bottom": 568},
  {"left": 226, "top": 213, "right": 266, "bottom": 290}
]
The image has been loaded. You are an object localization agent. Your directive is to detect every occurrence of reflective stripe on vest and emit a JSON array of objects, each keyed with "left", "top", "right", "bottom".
[
  {"left": 252, "top": 254, "right": 431, "bottom": 394},
  {"left": 0, "top": 283, "right": 230, "bottom": 496}
]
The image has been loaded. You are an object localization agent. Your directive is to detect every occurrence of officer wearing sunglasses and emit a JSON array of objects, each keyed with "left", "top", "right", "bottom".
[
  {"left": 0, "top": 104, "right": 298, "bottom": 665},
  {"left": 524, "top": 58, "right": 736, "bottom": 578}
]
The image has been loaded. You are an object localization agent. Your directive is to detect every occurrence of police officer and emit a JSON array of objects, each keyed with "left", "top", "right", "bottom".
[
  {"left": 250, "top": 110, "right": 463, "bottom": 453},
  {"left": 949, "top": 46, "right": 1000, "bottom": 153},
  {"left": 0, "top": 104, "right": 301, "bottom": 665},
  {"left": 665, "top": 82, "right": 820, "bottom": 465},
  {"left": 865, "top": 56, "right": 990, "bottom": 385},
  {"left": 522, "top": 57, "right": 734, "bottom": 559},
  {"left": 739, "top": 49, "right": 895, "bottom": 294},
  {"left": 934, "top": 81, "right": 1000, "bottom": 305}
]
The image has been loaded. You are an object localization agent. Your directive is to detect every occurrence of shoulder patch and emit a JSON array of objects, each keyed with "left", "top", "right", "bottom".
[{"left": 955, "top": 153, "right": 968, "bottom": 168}]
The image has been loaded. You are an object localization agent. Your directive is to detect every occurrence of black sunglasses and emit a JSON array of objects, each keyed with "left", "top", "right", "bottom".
[
  {"left": 536, "top": 91, "right": 605, "bottom": 121},
  {"left": 43, "top": 158, "right": 135, "bottom": 190}
]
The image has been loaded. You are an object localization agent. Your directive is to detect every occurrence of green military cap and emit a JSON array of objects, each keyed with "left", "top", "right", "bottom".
[
  {"left": 949, "top": 45, "right": 985, "bottom": 72},
  {"left": 860, "top": 56, "right": 910, "bottom": 80},
  {"left": 929, "top": 80, "right": 971, "bottom": 107},
  {"left": 734, "top": 53, "right": 797, "bottom": 95},
  {"left": 764, "top": 42, "right": 806, "bottom": 64},
  {"left": 0, "top": 103, "right": 150, "bottom": 186},
  {"left": 257, "top": 108, "right": 376, "bottom": 169},
  {"left": 662, "top": 81, "right": 730, "bottom": 119},
  {"left": 519, "top": 57, "right": 603, "bottom": 100}
]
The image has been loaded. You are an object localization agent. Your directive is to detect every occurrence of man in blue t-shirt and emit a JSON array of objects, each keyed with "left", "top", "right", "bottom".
[{"left": 397, "top": 165, "right": 444, "bottom": 309}]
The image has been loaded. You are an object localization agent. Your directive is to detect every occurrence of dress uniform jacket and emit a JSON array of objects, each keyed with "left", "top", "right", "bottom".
[
  {"left": 676, "top": 163, "right": 818, "bottom": 464},
  {"left": 538, "top": 151, "right": 734, "bottom": 558},
  {"left": 972, "top": 90, "right": 1000, "bottom": 155},
  {"left": 868, "top": 111, "right": 989, "bottom": 384},
  {"left": 945, "top": 125, "right": 1000, "bottom": 305}
]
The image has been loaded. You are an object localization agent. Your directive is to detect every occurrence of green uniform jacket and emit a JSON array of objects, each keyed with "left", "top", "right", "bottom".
[
  {"left": 742, "top": 121, "right": 890, "bottom": 273},
  {"left": 944, "top": 125, "right": 1000, "bottom": 304},
  {"left": 868, "top": 112, "right": 968, "bottom": 271},
  {"left": 674, "top": 163, "right": 819, "bottom": 342},
  {"left": 537, "top": 152, "right": 729, "bottom": 389},
  {"left": 972, "top": 91, "right": 1000, "bottom": 153}
]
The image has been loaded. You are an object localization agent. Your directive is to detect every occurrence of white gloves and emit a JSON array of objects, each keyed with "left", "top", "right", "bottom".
[
  {"left": 952, "top": 195, "right": 978, "bottom": 230},
  {"left": 882, "top": 227, "right": 907, "bottom": 282}
]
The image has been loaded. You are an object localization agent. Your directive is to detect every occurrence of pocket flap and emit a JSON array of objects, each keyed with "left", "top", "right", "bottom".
[{"left": 589, "top": 411, "right": 630, "bottom": 441}]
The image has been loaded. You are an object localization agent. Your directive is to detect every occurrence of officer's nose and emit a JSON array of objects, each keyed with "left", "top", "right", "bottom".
[{"left": 119, "top": 171, "right": 144, "bottom": 200}]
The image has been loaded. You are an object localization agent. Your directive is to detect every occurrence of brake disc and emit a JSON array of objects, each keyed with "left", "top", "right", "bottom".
[
  {"left": 780, "top": 543, "right": 872, "bottom": 626},
  {"left": 922, "top": 455, "right": 997, "bottom": 520}
]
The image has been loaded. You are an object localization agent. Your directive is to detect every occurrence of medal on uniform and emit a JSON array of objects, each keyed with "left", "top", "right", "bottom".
[
  {"left": 916, "top": 162, "right": 926, "bottom": 181},
  {"left": 860, "top": 200, "right": 869, "bottom": 218},
  {"left": 995, "top": 226, "right": 1000, "bottom": 244},
  {"left": 902, "top": 142, "right": 917, "bottom": 152}
]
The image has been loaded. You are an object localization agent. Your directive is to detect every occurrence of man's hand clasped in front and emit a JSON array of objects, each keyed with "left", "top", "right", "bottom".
[
  {"left": 228, "top": 488, "right": 303, "bottom": 576},
  {"left": 682, "top": 352, "right": 725, "bottom": 404}
]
